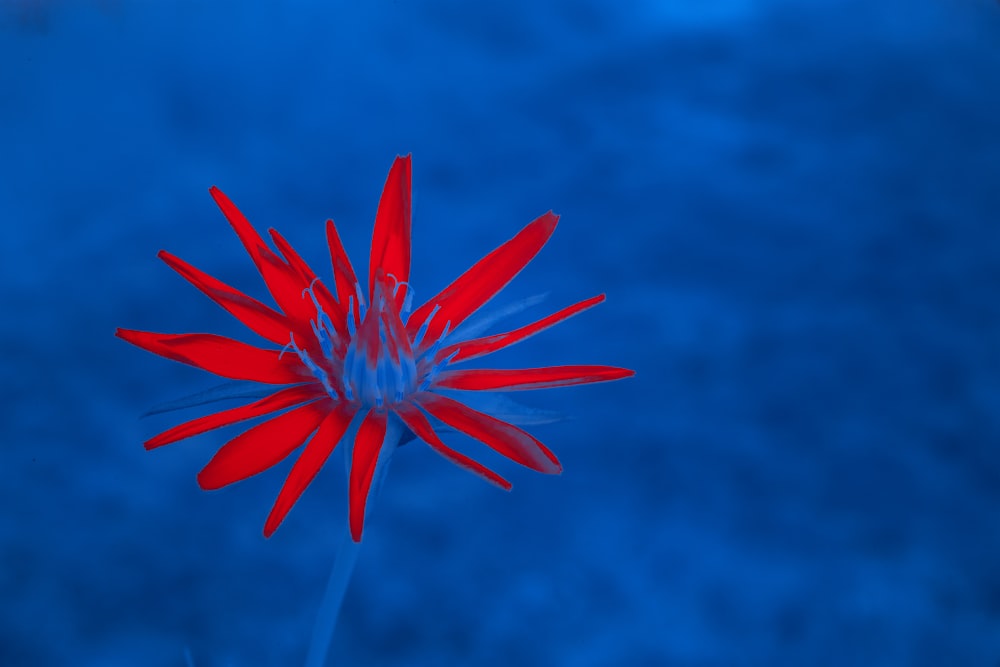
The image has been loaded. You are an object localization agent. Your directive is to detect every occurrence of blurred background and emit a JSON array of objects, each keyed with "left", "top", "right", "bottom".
[{"left": 2, "top": 0, "right": 1000, "bottom": 665}]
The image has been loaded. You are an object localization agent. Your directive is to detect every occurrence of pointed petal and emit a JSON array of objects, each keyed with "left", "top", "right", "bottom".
[
  {"left": 439, "top": 391, "right": 564, "bottom": 427},
  {"left": 269, "top": 228, "right": 349, "bottom": 343},
  {"left": 369, "top": 155, "right": 412, "bottom": 310},
  {"left": 158, "top": 250, "right": 291, "bottom": 345},
  {"left": 414, "top": 393, "right": 561, "bottom": 474},
  {"left": 208, "top": 187, "right": 315, "bottom": 328},
  {"left": 116, "top": 329, "right": 306, "bottom": 384},
  {"left": 143, "top": 381, "right": 272, "bottom": 417},
  {"left": 145, "top": 384, "right": 326, "bottom": 450},
  {"left": 349, "top": 409, "right": 388, "bottom": 542},
  {"left": 353, "top": 282, "right": 384, "bottom": 373},
  {"left": 374, "top": 268, "right": 415, "bottom": 366},
  {"left": 439, "top": 294, "right": 606, "bottom": 364},
  {"left": 197, "top": 399, "right": 330, "bottom": 490},
  {"left": 263, "top": 403, "right": 357, "bottom": 537},
  {"left": 209, "top": 186, "right": 284, "bottom": 275},
  {"left": 267, "top": 228, "right": 313, "bottom": 285},
  {"left": 451, "top": 293, "right": 548, "bottom": 340},
  {"left": 326, "top": 219, "right": 361, "bottom": 317},
  {"left": 434, "top": 365, "right": 635, "bottom": 392},
  {"left": 394, "top": 401, "right": 511, "bottom": 490},
  {"left": 406, "top": 211, "right": 559, "bottom": 350}
]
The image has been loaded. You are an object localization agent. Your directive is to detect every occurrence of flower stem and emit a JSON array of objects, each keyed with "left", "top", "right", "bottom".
[
  {"left": 304, "top": 414, "right": 403, "bottom": 667},
  {"left": 303, "top": 526, "right": 362, "bottom": 667}
]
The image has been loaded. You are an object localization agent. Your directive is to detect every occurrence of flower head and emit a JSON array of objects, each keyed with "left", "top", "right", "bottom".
[{"left": 117, "top": 155, "right": 633, "bottom": 541}]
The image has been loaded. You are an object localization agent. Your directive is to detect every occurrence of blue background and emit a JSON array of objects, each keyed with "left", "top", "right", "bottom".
[{"left": 3, "top": 1, "right": 1000, "bottom": 665}]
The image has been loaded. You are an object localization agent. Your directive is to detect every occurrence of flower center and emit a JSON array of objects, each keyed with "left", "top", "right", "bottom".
[
  {"left": 288, "top": 275, "right": 459, "bottom": 410},
  {"left": 341, "top": 281, "right": 418, "bottom": 408}
]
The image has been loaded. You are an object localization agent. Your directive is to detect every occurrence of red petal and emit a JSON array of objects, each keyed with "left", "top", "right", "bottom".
[
  {"left": 406, "top": 211, "right": 558, "bottom": 351},
  {"left": 394, "top": 401, "right": 511, "bottom": 490},
  {"left": 434, "top": 365, "right": 635, "bottom": 391},
  {"left": 349, "top": 409, "right": 388, "bottom": 542},
  {"left": 267, "top": 228, "right": 313, "bottom": 285},
  {"left": 197, "top": 399, "right": 330, "bottom": 490},
  {"left": 439, "top": 294, "right": 606, "bottom": 364},
  {"left": 158, "top": 250, "right": 291, "bottom": 345},
  {"left": 263, "top": 403, "right": 357, "bottom": 537},
  {"left": 145, "top": 384, "right": 326, "bottom": 450},
  {"left": 115, "top": 329, "right": 306, "bottom": 384},
  {"left": 326, "top": 219, "right": 361, "bottom": 319},
  {"left": 369, "top": 155, "right": 412, "bottom": 311},
  {"left": 208, "top": 187, "right": 314, "bottom": 330},
  {"left": 269, "top": 228, "right": 349, "bottom": 345},
  {"left": 414, "top": 393, "right": 561, "bottom": 474},
  {"left": 374, "top": 269, "right": 415, "bottom": 366}
]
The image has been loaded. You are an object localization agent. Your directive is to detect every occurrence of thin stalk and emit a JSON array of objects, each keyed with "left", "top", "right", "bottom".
[{"left": 304, "top": 414, "right": 403, "bottom": 667}]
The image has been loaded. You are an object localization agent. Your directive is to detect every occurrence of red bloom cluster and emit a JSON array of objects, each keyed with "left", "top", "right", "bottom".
[{"left": 117, "top": 156, "right": 633, "bottom": 541}]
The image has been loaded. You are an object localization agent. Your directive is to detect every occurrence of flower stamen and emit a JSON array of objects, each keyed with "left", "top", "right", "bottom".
[
  {"left": 338, "top": 277, "right": 419, "bottom": 409},
  {"left": 419, "top": 349, "right": 459, "bottom": 391},
  {"left": 283, "top": 332, "right": 338, "bottom": 399},
  {"left": 302, "top": 279, "right": 339, "bottom": 359},
  {"left": 386, "top": 273, "right": 415, "bottom": 322},
  {"left": 412, "top": 304, "right": 440, "bottom": 349}
]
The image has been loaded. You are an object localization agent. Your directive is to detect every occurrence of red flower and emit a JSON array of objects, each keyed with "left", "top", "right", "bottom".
[{"left": 117, "top": 155, "right": 633, "bottom": 542}]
